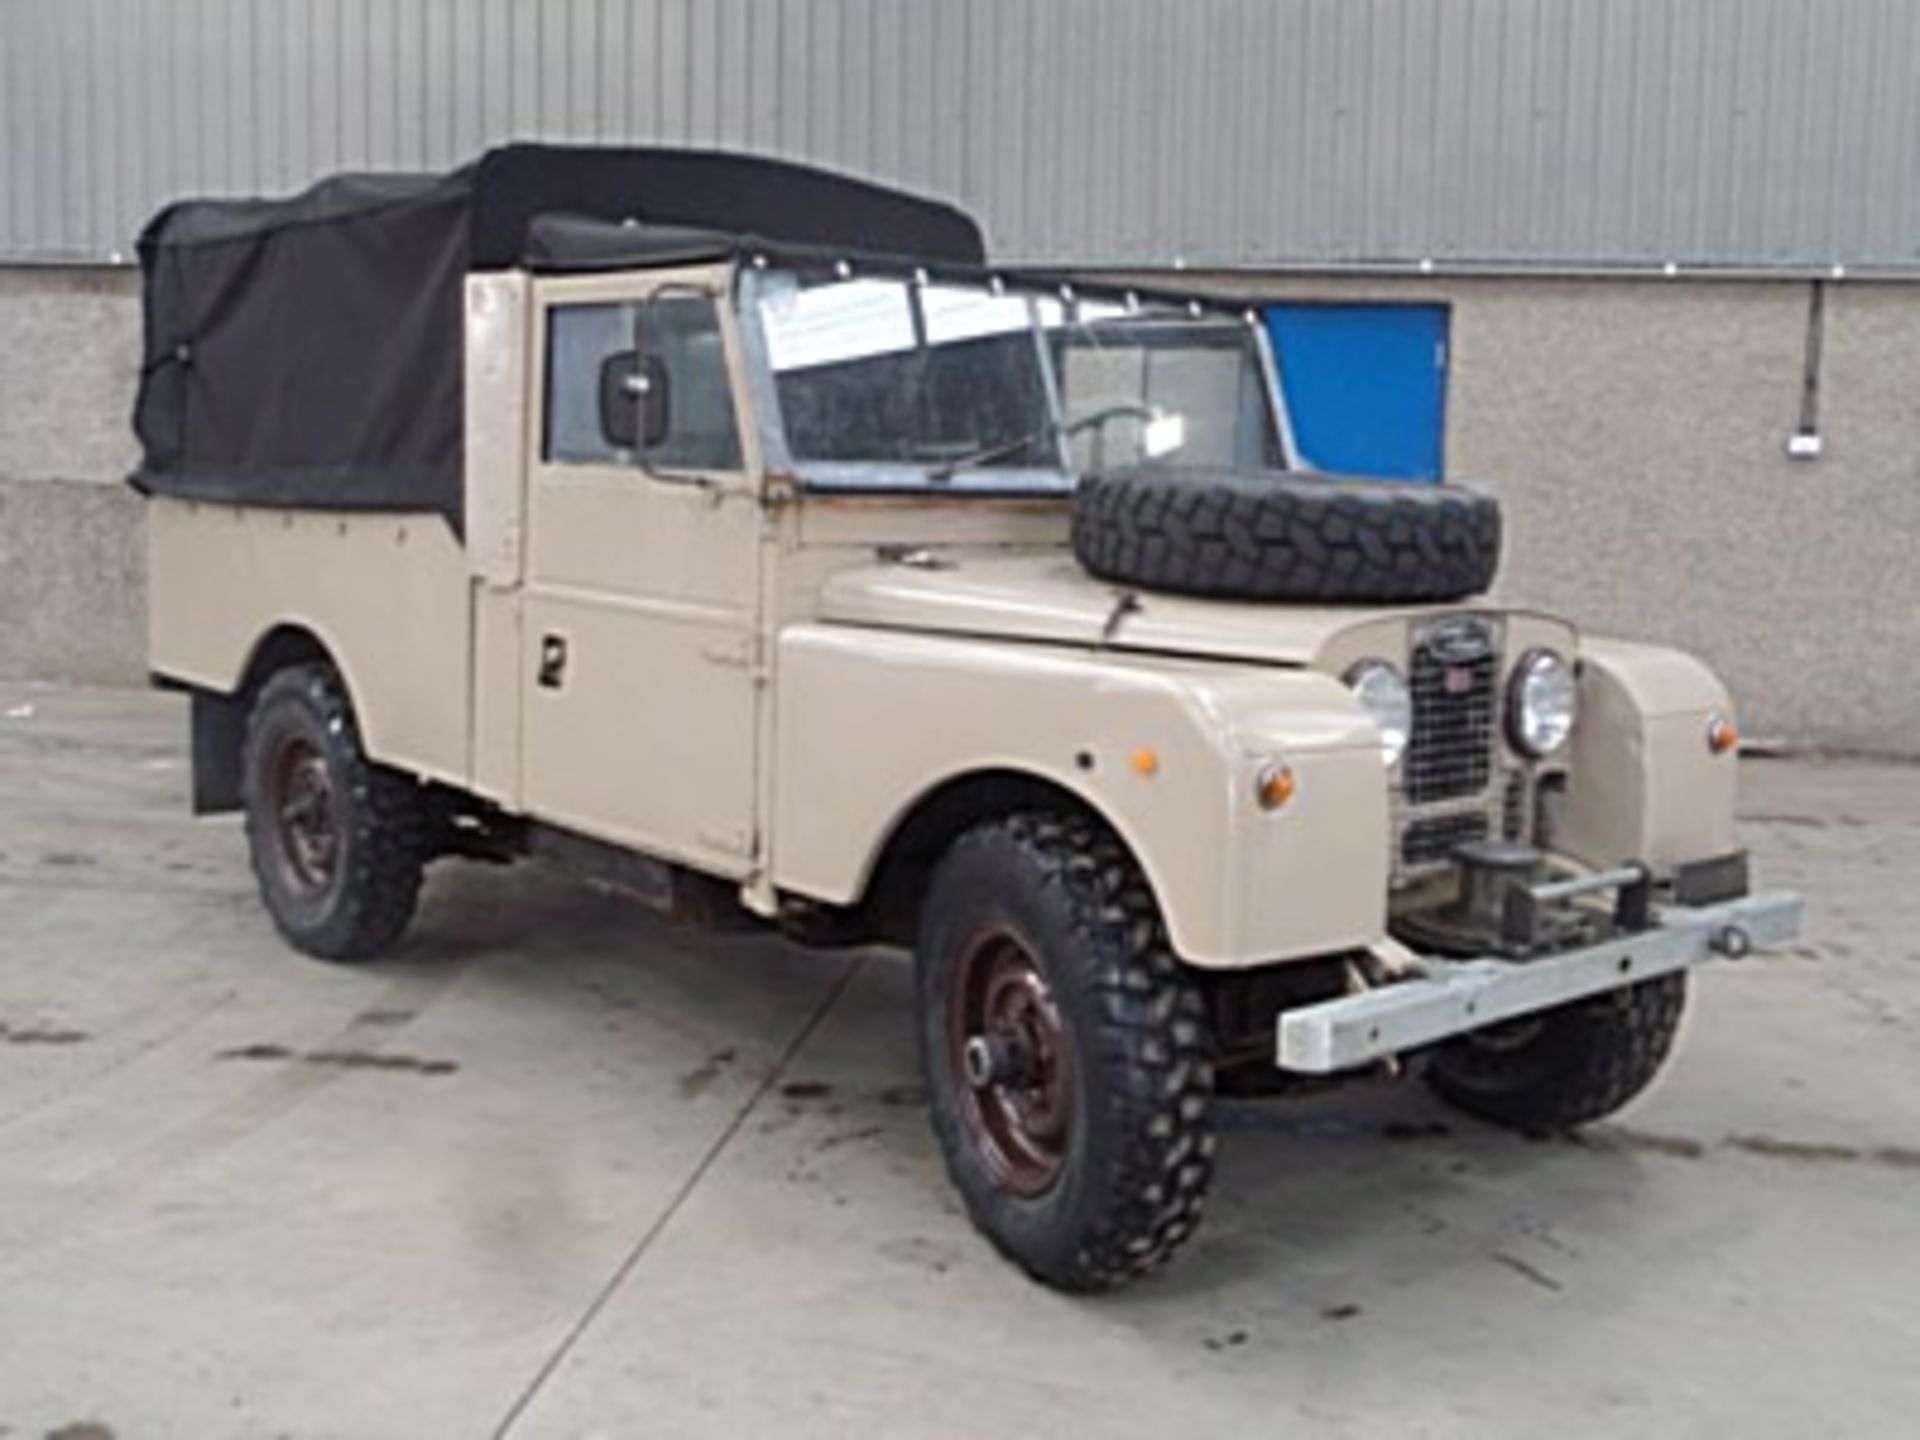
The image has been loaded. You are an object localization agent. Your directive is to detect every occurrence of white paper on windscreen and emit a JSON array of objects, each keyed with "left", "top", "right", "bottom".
[
  {"left": 919, "top": 286, "right": 1035, "bottom": 346},
  {"left": 761, "top": 279, "right": 918, "bottom": 372},
  {"left": 1075, "top": 298, "right": 1131, "bottom": 325}
]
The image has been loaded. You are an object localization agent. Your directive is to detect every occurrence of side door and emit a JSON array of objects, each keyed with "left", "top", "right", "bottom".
[{"left": 520, "top": 271, "right": 763, "bottom": 877}]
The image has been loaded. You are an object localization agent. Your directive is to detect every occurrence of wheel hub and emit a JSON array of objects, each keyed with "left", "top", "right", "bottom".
[
  {"left": 949, "top": 927, "right": 1074, "bottom": 1197},
  {"left": 963, "top": 1030, "right": 1041, "bottom": 1090},
  {"left": 270, "top": 738, "right": 341, "bottom": 896}
]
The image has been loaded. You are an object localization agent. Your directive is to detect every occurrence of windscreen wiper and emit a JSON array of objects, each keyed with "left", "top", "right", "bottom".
[
  {"left": 925, "top": 403, "right": 1160, "bottom": 482},
  {"left": 925, "top": 423, "right": 1059, "bottom": 483}
]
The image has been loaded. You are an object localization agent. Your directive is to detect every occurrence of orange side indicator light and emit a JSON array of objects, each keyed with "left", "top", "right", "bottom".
[
  {"left": 1130, "top": 747, "right": 1160, "bottom": 777},
  {"left": 1707, "top": 714, "right": 1740, "bottom": 756},
  {"left": 1256, "top": 762, "right": 1298, "bottom": 811}
]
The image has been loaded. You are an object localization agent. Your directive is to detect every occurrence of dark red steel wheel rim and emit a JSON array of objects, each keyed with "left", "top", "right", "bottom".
[
  {"left": 948, "top": 925, "right": 1074, "bottom": 1197},
  {"left": 268, "top": 736, "right": 341, "bottom": 897}
]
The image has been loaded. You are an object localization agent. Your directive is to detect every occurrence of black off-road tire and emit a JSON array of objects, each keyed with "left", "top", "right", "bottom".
[
  {"left": 917, "top": 812, "right": 1217, "bottom": 1292},
  {"left": 241, "top": 663, "right": 427, "bottom": 961},
  {"left": 1424, "top": 974, "right": 1687, "bottom": 1132},
  {"left": 1072, "top": 466, "right": 1501, "bottom": 603}
]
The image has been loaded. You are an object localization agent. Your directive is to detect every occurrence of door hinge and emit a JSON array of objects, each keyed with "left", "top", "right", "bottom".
[
  {"left": 696, "top": 826, "right": 755, "bottom": 858},
  {"left": 700, "top": 638, "right": 758, "bottom": 671}
]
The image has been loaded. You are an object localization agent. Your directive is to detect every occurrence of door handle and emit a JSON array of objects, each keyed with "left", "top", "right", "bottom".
[{"left": 538, "top": 634, "right": 569, "bottom": 689}]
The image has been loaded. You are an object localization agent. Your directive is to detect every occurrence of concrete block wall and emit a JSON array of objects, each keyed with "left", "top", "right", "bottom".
[
  {"left": 1451, "top": 278, "right": 1918, "bottom": 758},
  {"left": 0, "top": 262, "right": 1913, "bottom": 753},
  {"left": 0, "top": 268, "right": 145, "bottom": 684},
  {"left": 1178, "top": 270, "right": 1920, "bottom": 756}
]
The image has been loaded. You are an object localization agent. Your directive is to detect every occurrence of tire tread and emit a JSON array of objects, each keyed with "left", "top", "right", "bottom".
[
  {"left": 1072, "top": 466, "right": 1500, "bottom": 603},
  {"left": 1426, "top": 974, "right": 1686, "bottom": 1132},
  {"left": 241, "top": 663, "right": 426, "bottom": 961},
  {"left": 921, "top": 811, "right": 1216, "bottom": 1291}
]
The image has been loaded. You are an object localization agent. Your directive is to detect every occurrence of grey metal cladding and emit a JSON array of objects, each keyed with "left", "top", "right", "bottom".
[{"left": 3, "top": 0, "right": 1916, "bottom": 271}]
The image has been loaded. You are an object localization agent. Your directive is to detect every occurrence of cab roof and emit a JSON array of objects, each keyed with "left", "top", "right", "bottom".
[
  {"left": 132, "top": 145, "right": 983, "bottom": 531},
  {"left": 140, "top": 143, "right": 986, "bottom": 270}
]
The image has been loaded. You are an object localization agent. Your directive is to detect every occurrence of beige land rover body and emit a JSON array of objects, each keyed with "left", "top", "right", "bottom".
[{"left": 135, "top": 147, "right": 1800, "bottom": 1293}]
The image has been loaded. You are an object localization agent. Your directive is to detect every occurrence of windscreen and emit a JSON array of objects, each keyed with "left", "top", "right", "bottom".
[
  {"left": 748, "top": 270, "right": 1285, "bottom": 490},
  {"left": 1052, "top": 308, "right": 1283, "bottom": 473}
]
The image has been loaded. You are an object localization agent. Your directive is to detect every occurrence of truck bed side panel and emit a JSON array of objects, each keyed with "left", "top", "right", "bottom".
[{"left": 147, "top": 498, "right": 474, "bottom": 789}]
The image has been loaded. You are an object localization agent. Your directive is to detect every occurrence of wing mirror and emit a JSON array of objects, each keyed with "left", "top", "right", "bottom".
[{"left": 597, "top": 351, "right": 670, "bottom": 452}]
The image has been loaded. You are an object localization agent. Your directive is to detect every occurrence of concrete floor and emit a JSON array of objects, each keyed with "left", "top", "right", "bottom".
[{"left": 1, "top": 683, "right": 1915, "bottom": 1440}]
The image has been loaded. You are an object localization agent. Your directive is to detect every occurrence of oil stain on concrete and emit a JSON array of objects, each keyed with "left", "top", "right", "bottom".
[
  {"left": 215, "top": 1042, "right": 458, "bottom": 1077},
  {"left": 0, "top": 1022, "right": 89, "bottom": 1046}
]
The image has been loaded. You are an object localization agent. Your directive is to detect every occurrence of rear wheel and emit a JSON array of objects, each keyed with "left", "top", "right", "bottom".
[
  {"left": 917, "top": 812, "right": 1216, "bottom": 1292},
  {"left": 1424, "top": 974, "right": 1687, "bottom": 1132},
  {"left": 241, "top": 663, "right": 426, "bottom": 961}
]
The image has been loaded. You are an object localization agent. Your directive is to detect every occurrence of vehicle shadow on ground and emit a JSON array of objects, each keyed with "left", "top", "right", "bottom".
[{"left": 381, "top": 856, "right": 1667, "bottom": 1312}]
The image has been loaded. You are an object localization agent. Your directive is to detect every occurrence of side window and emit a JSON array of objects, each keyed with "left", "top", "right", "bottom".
[
  {"left": 646, "top": 294, "right": 743, "bottom": 472},
  {"left": 542, "top": 295, "right": 743, "bottom": 472},
  {"left": 544, "top": 302, "right": 633, "bottom": 465}
]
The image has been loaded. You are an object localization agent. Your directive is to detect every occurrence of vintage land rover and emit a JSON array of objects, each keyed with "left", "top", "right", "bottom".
[{"left": 134, "top": 146, "right": 1800, "bottom": 1291}]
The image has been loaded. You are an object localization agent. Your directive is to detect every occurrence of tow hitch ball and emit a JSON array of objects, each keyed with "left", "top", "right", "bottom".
[{"left": 1713, "top": 925, "right": 1753, "bottom": 958}]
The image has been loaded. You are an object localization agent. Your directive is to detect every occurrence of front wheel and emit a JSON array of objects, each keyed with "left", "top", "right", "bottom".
[
  {"left": 1424, "top": 973, "right": 1688, "bottom": 1132},
  {"left": 917, "top": 812, "right": 1216, "bottom": 1292},
  {"left": 241, "top": 663, "right": 426, "bottom": 961}
]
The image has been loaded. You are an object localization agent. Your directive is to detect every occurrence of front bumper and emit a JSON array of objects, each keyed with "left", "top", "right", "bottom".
[{"left": 1277, "top": 889, "right": 1803, "bottom": 1074}]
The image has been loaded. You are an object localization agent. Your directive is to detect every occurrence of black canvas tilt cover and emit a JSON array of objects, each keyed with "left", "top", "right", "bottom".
[{"left": 131, "top": 144, "right": 986, "bottom": 530}]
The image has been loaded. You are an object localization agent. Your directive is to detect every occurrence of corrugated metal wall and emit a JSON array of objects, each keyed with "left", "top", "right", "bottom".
[{"left": 4, "top": 0, "right": 1918, "bottom": 270}]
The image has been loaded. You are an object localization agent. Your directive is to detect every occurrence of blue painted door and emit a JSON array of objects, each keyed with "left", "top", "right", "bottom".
[{"left": 1265, "top": 303, "right": 1450, "bottom": 481}]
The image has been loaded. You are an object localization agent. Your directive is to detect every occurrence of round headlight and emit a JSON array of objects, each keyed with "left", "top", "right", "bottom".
[
  {"left": 1508, "top": 649, "right": 1578, "bottom": 757},
  {"left": 1346, "top": 660, "right": 1412, "bottom": 767}
]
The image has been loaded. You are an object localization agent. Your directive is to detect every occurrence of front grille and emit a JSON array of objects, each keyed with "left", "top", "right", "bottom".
[
  {"left": 1403, "top": 641, "right": 1498, "bottom": 804},
  {"left": 1501, "top": 770, "right": 1529, "bottom": 840},
  {"left": 1402, "top": 812, "right": 1489, "bottom": 867},
  {"left": 1385, "top": 619, "right": 1505, "bottom": 881}
]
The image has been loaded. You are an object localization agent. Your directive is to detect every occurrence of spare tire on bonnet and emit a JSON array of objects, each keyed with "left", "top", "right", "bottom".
[{"left": 1071, "top": 467, "right": 1501, "bottom": 604}]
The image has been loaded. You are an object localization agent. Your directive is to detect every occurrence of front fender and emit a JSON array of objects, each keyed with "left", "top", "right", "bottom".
[
  {"left": 1552, "top": 638, "right": 1740, "bottom": 872},
  {"left": 770, "top": 625, "right": 1391, "bottom": 967}
]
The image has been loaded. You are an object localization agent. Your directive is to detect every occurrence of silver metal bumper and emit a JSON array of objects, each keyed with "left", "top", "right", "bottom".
[{"left": 1277, "top": 890, "right": 1803, "bottom": 1074}]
